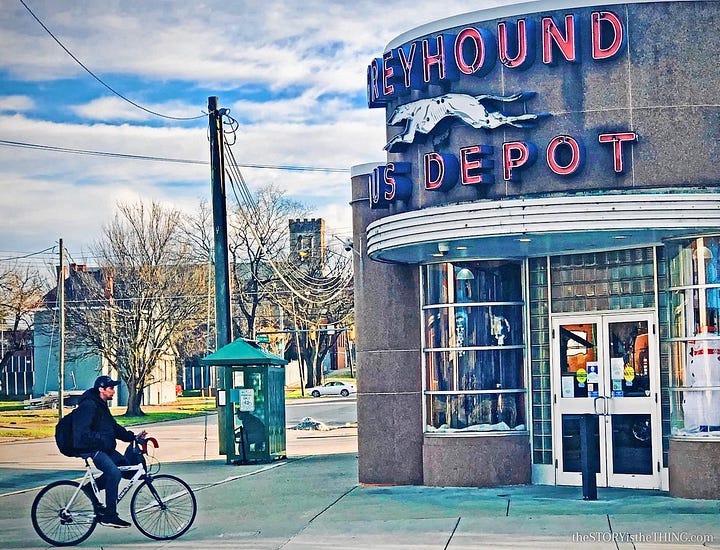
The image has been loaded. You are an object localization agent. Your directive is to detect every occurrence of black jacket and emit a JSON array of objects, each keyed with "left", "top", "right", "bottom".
[{"left": 72, "top": 388, "right": 135, "bottom": 454}]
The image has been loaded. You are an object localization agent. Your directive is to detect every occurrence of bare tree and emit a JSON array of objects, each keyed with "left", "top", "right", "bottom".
[
  {"left": 66, "top": 201, "right": 207, "bottom": 416},
  {"left": 179, "top": 190, "right": 354, "bottom": 389},
  {"left": 0, "top": 264, "right": 46, "bottom": 372},
  {"left": 227, "top": 185, "right": 308, "bottom": 339},
  {"left": 179, "top": 199, "right": 214, "bottom": 264},
  {"left": 178, "top": 199, "right": 216, "bottom": 355},
  {"left": 277, "top": 247, "right": 354, "bottom": 388}
]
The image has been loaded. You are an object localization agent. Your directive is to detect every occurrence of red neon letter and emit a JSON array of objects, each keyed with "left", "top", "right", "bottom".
[
  {"left": 542, "top": 15, "right": 578, "bottom": 64},
  {"left": 460, "top": 145, "right": 494, "bottom": 185},
  {"left": 368, "top": 59, "right": 382, "bottom": 106},
  {"left": 592, "top": 11, "right": 625, "bottom": 60},
  {"left": 503, "top": 141, "right": 534, "bottom": 181},
  {"left": 424, "top": 153, "right": 445, "bottom": 190},
  {"left": 455, "top": 28, "right": 485, "bottom": 74},
  {"left": 397, "top": 43, "right": 417, "bottom": 88},
  {"left": 382, "top": 51, "right": 395, "bottom": 96},
  {"left": 498, "top": 19, "right": 530, "bottom": 69},
  {"left": 422, "top": 36, "right": 446, "bottom": 83},
  {"left": 384, "top": 165, "right": 396, "bottom": 201},
  {"left": 599, "top": 132, "right": 637, "bottom": 173},
  {"left": 546, "top": 135, "right": 584, "bottom": 176}
]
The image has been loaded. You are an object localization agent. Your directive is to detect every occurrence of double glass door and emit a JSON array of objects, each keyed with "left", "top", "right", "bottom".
[{"left": 552, "top": 312, "right": 661, "bottom": 489}]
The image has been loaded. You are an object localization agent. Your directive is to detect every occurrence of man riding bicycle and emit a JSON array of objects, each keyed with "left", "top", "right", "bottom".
[{"left": 72, "top": 375, "right": 145, "bottom": 528}]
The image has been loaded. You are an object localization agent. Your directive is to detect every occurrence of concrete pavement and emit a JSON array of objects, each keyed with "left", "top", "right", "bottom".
[{"left": 1, "top": 411, "right": 720, "bottom": 549}]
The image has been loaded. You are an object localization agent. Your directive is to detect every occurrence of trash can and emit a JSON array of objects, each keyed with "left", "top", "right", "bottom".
[{"left": 200, "top": 339, "right": 287, "bottom": 464}]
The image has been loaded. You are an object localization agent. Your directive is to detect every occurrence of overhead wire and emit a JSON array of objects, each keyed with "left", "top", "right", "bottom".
[
  {"left": 218, "top": 111, "right": 353, "bottom": 306},
  {"left": 222, "top": 139, "right": 350, "bottom": 292},
  {"left": 0, "top": 245, "right": 56, "bottom": 261},
  {"left": 0, "top": 140, "right": 349, "bottom": 173},
  {"left": 225, "top": 139, "right": 348, "bottom": 291},
  {"left": 224, "top": 169, "right": 352, "bottom": 302},
  {"left": 18, "top": 0, "right": 205, "bottom": 122}
]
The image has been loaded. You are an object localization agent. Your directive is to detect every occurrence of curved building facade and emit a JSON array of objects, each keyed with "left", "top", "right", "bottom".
[{"left": 351, "top": 0, "right": 720, "bottom": 497}]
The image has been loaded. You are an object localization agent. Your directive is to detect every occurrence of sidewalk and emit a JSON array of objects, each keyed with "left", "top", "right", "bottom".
[{"left": 1, "top": 415, "right": 719, "bottom": 549}]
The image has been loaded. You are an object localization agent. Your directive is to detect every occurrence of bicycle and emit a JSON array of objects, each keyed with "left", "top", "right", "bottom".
[{"left": 30, "top": 436, "right": 197, "bottom": 546}]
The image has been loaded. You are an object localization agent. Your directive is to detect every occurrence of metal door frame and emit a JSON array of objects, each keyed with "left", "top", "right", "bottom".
[{"left": 551, "top": 311, "right": 662, "bottom": 489}]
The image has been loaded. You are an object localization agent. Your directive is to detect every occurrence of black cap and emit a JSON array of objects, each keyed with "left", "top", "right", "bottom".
[{"left": 94, "top": 375, "right": 120, "bottom": 389}]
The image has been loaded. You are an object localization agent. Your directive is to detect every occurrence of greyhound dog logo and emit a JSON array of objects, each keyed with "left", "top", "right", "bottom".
[{"left": 385, "top": 92, "right": 548, "bottom": 151}]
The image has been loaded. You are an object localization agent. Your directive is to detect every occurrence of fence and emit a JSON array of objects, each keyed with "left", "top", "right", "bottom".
[{"left": 1, "top": 352, "right": 34, "bottom": 399}]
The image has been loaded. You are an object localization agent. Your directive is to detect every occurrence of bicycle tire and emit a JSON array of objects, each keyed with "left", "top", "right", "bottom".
[
  {"left": 31, "top": 480, "right": 98, "bottom": 546},
  {"left": 130, "top": 474, "right": 197, "bottom": 540}
]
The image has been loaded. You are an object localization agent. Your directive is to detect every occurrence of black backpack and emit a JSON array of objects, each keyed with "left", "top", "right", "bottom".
[{"left": 55, "top": 409, "right": 80, "bottom": 457}]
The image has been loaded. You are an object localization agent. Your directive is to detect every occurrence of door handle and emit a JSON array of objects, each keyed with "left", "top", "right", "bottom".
[
  {"left": 593, "top": 396, "right": 610, "bottom": 416},
  {"left": 594, "top": 397, "right": 604, "bottom": 415}
]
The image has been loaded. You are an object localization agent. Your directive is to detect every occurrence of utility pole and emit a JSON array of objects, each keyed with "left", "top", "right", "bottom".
[
  {"left": 208, "top": 96, "right": 233, "bottom": 455},
  {"left": 57, "top": 238, "right": 65, "bottom": 418}
]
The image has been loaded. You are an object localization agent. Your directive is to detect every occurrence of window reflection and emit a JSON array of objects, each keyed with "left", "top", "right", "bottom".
[
  {"left": 668, "top": 236, "right": 720, "bottom": 436},
  {"left": 423, "top": 260, "right": 527, "bottom": 433}
]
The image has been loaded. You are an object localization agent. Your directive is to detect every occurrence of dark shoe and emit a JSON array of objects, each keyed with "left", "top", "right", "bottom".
[{"left": 99, "top": 515, "right": 131, "bottom": 528}]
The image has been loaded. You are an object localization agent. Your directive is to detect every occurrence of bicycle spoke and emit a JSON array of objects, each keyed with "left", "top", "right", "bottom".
[
  {"left": 130, "top": 474, "right": 197, "bottom": 540},
  {"left": 31, "top": 480, "right": 98, "bottom": 546}
]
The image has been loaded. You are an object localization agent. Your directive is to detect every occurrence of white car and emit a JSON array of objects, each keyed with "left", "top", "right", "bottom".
[{"left": 307, "top": 381, "right": 357, "bottom": 398}]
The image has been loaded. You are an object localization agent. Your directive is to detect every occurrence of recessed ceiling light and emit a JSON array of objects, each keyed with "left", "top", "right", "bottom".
[
  {"left": 518, "top": 237, "right": 532, "bottom": 243},
  {"left": 614, "top": 235, "right": 628, "bottom": 240},
  {"left": 432, "top": 252, "right": 444, "bottom": 257},
  {"left": 456, "top": 245, "right": 468, "bottom": 250}
]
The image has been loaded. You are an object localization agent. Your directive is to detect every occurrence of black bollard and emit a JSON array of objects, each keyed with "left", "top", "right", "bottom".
[{"left": 579, "top": 414, "right": 599, "bottom": 500}]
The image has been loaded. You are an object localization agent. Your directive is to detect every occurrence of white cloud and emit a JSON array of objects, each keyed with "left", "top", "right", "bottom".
[
  {"left": 0, "top": 0, "right": 514, "bottom": 256},
  {"left": 70, "top": 96, "right": 203, "bottom": 122},
  {"left": 0, "top": 95, "right": 34, "bottom": 112}
]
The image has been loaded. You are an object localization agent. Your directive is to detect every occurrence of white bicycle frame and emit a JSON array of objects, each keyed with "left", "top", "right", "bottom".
[{"left": 64, "top": 459, "right": 146, "bottom": 514}]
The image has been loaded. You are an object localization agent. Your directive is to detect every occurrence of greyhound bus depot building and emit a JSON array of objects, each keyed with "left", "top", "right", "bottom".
[{"left": 350, "top": 0, "right": 720, "bottom": 498}]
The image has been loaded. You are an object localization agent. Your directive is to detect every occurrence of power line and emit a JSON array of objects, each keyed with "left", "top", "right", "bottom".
[
  {"left": 0, "top": 139, "right": 349, "bottom": 173},
  {"left": 220, "top": 123, "right": 354, "bottom": 307},
  {"left": 0, "top": 245, "right": 56, "bottom": 261},
  {"left": 18, "top": 0, "right": 205, "bottom": 122}
]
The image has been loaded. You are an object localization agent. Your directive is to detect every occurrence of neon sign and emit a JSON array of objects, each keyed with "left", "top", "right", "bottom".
[
  {"left": 366, "top": 8, "right": 639, "bottom": 209},
  {"left": 368, "top": 11, "right": 626, "bottom": 108},
  {"left": 369, "top": 131, "right": 637, "bottom": 209}
]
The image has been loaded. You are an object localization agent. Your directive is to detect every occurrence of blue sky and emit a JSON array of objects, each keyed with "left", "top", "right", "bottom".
[{"left": 0, "top": 0, "right": 509, "bottom": 261}]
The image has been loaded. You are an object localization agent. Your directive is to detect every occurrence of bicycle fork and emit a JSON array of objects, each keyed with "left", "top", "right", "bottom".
[{"left": 141, "top": 478, "right": 168, "bottom": 511}]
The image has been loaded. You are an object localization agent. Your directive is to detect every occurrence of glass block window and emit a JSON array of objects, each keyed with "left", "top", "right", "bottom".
[
  {"left": 550, "top": 248, "right": 657, "bottom": 313},
  {"left": 529, "top": 257, "right": 552, "bottom": 464}
]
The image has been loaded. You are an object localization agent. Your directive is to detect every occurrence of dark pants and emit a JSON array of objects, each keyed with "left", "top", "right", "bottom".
[{"left": 84, "top": 450, "right": 128, "bottom": 517}]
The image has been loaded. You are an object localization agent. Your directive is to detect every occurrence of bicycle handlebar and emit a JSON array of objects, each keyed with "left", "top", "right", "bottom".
[{"left": 134, "top": 435, "right": 159, "bottom": 454}]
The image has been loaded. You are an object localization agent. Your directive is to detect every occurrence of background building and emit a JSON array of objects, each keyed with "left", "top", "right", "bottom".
[{"left": 33, "top": 263, "right": 177, "bottom": 407}]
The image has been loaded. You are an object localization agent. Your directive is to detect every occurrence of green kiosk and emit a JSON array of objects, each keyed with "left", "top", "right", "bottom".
[{"left": 201, "top": 338, "right": 287, "bottom": 464}]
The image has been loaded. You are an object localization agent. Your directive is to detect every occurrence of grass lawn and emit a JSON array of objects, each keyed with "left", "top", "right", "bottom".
[
  {"left": 1, "top": 372, "right": 356, "bottom": 439},
  {"left": 0, "top": 397, "right": 216, "bottom": 440}
]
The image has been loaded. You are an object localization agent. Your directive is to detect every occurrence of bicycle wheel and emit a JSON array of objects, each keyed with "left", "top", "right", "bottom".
[
  {"left": 130, "top": 474, "right": 197, "bottom": 540},
  {"left": 31, "top": 480, "right": 98, "bottom": 546}
]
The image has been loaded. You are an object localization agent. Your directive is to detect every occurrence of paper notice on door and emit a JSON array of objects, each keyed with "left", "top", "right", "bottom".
[
  {"left": 611, "top": 357, "right": 625, "bottom": 380},
  {"left": 562, "top": 376, "right": 574, "bottom": 398},
  {"left": 587, "top": 362, "right": 599, "bottom": 384}
]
